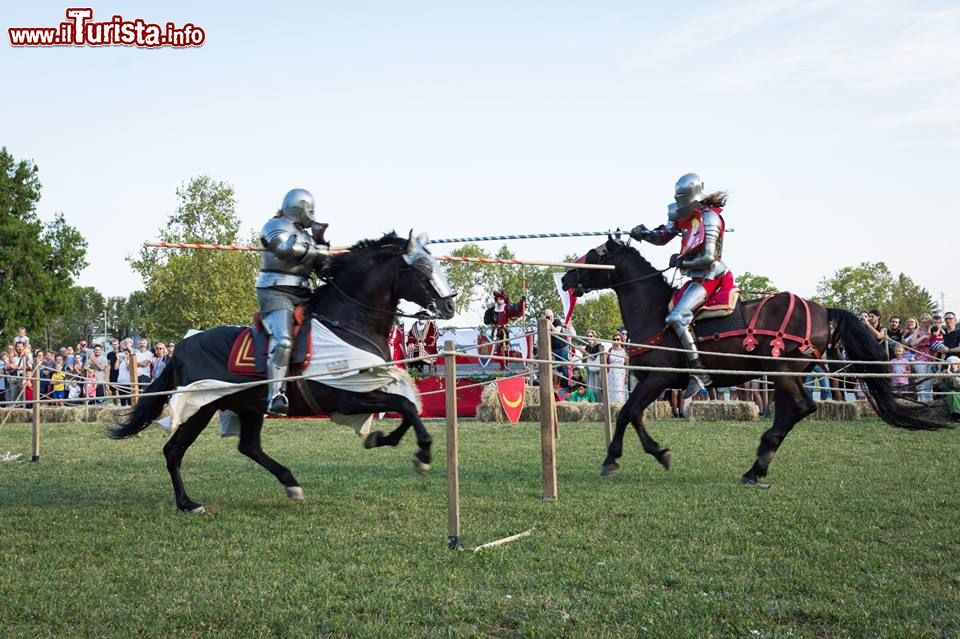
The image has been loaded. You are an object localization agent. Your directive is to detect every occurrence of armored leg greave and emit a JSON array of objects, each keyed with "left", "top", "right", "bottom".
[
  {"left": 262, "top": 308, "right": 294, "bottom": 415},
  {"left": 665, "top": 282, "right": 712, "bottom": 399}
]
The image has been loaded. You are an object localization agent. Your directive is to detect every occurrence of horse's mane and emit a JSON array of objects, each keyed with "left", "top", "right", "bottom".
[
  {"left": 616, "top": 241, "right": 673, "bottom": 297},
  {"left": 320, "top": 231, "right": 406, "bottom": 281}
]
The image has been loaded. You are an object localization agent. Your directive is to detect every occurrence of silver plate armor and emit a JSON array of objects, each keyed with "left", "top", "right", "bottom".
[
  {"left": 256, "top": 216, "right": 326, "bottom": 289},
  {"left": 679, "top": 208, "right": 726, "bottom": 280},
  {"left": 281, "top": 188, "right": 316, "bottom": 227},
  {"left": 674, "top": 173, "right": 705, "bottom": 216},
  {"left": 258, "top": 188, "right": 326, "bottom": 414}
]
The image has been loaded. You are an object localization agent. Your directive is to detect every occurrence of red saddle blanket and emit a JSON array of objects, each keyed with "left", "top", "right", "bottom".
[
  {"left": 227, "top": 323, "right": 313, "bottom": 377},
  {"left": 670, "top": 271, "right": 739, "bottom": 319}
]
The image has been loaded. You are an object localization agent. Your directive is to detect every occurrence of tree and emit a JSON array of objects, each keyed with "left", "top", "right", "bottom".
[
  {"left": 129, "top": 176, "right": 260, "bottom": 342},
  {"left": 441, "top": 244, "right": 563, "bottom": 321},
  {"left": 0, "top": 147, "right": 88, "bottom": 341},
  {"left": 887, "top": 273, "right": 936, "bottom": 320},
  {"left": 815, "top": 262, "right": 934, "bottom": 318},
  {"left": 444, "top": 244, "right": 490, "bottom": 313},
  {"left": 46, "top": 286, "right": 106, "bottom": 347},
  {"left": 570, "top": 292, "right": 622, "bottom": 339},
  {"left": 736, "top": 271, "right": 779, "bottom": 301},
  {"left": 105, "top": 292, "right": 149, "bottom": 340}
]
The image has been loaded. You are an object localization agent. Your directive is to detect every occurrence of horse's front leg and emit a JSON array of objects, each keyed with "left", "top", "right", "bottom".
[
  {"left": 364, "top": 402, "right": 431, "bottom": 474},
  {"left": 338, "top": 390, "right": 431, "bottom": 475},
  {"left": 602, "top": 390, "right": 639, "bottom": 475},
  {"left": 603, "top": 375, "right": 672, "bottom": 475}
]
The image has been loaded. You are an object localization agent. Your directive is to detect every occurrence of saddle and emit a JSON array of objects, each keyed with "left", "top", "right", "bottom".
[
  {"left": 227, "top": 305, "right": 313, "bottom": 377},
  {"left": 629, "top": 290, "right": 821, "bottom": 359},
  {"left": 669, "top": 271, "right": 740, "bottom": 320}
]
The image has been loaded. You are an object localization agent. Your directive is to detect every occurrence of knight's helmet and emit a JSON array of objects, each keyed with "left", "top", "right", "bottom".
[
  {"left": 671, "top": 173, "right": 705, "bottom": 220},
  {"left": 280, "top": 188, "right": 316, "bottom": 227}
]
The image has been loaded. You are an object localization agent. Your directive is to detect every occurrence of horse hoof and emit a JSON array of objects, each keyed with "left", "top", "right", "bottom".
[
  {"left": 601, "top": 462, "right": 620, "bottom": 476},
  {"left": 181, "top": 504, "right": 206, "bottom": 515},
  {"left": 413, "top": 457, "right": 431, "bottom": 475},
  {"left": 740, "top": 477, "right": 770, "bottom": 490},
  {"left": 286, "top": 486, "right": 305, "bottom": 502},
  {"left": 363, "top": 431, "right": 383, "bottom": 449},
  {"left": 658, "top": 449, "right": 672, "bottom": 471}
]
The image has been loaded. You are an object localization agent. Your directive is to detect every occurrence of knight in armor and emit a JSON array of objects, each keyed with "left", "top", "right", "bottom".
[
  {"left": 256, "top": 188, "right": 330, "bottom": 415},
  {"left": 483, "top": 291, "right": 526, "bottom": 369},
  {"left": 629, "top": 173, "right": 729, "bottom": 399}
]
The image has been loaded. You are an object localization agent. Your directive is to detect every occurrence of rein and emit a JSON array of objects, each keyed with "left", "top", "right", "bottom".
[
  {"left": 577, "top": 265, "right": 674, "bottom": 296},
  {"left": 327, "top": 273, "right": 444, "bottom": 321},
  {"left": 610, "top": 266, "right": 674, "bottom": 289}
]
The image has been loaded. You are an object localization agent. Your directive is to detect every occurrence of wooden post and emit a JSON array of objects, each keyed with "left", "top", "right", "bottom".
[
  {"left": 600, "top": 357, "right": 612, "bottom": 448},
  {"left": 444, "top": 340, "right": 461, "bottom": 550},
  {"left": 129, "top": 351, "right": 139, "bottom": 403},
  {"left": 31, "top": 361, "right": 41, "bottom": 462},
  {"left": 537, "top": 318, "right": 558, "bottom": 501}
]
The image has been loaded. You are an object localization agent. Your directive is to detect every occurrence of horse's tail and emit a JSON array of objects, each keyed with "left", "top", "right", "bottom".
[
  {"left": 828, "top": 308, "right": 946, "bottom": 430},
  {"left": 107, "top": 359, "right": 177, "bottom": 439}
]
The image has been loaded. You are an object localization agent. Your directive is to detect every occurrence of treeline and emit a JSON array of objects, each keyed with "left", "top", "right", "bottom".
[{"left": 2, "top": 145, "right": 937, "bottom": 350}]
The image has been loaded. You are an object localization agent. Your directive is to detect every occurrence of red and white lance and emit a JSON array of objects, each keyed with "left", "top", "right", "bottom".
[{"left": 143, "top": 242, "right": 615, "bottom": 271}]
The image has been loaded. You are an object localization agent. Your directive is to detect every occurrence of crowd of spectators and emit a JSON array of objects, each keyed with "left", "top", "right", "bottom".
[
  {"left": 538, "top": 306, "right": 960, "bottom": 421},
  {"left": 0, "top": 328, "right": 176, "bottom": 408}
]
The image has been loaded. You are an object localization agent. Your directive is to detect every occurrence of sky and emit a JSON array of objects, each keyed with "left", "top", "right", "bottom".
[{"left": 2, "top": 0, "right": 957, "bottom": 319}]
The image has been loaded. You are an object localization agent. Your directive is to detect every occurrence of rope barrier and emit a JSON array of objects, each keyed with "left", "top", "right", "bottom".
[{"left": 2, "top": 336, "right": 956, "bottom": 408}]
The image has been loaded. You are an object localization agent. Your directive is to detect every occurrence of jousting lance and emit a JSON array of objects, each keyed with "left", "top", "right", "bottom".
[
  {"left": 426, "top": 227, "right": 733, "bottom": 244},
  {"left": 143, "top": 242, "right": 616, "bottom": 270}
]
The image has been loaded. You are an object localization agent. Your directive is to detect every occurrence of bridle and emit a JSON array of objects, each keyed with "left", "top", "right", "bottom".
[{"left": 574, "top": 244, "right": 674, "bottom": 295}]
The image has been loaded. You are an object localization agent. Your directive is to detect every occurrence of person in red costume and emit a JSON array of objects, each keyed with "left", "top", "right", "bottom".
[
  {"left": 388, "top": 318, "right": 407, "bottom": 367},
  {"left": 406, "top": 313, "right": 438, "bottom": 372},
  {"left": 483, "top": 290, "right": 526, "bottom": 369},
  {"left": 630, "top": 173, "right": 731, "bottom": 398}
]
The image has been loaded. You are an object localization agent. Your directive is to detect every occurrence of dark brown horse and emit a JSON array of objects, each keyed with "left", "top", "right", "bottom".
[{"left": 561, "top": 237, "right": 946, "bottom": 486}]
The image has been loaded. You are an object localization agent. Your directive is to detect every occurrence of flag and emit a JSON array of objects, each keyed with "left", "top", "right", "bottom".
[
  {"left": 496, "top": 376, "right": 526, "bottom": 424},
  {"left": 552, "top": 272, "right": 578, "bottom": 327}
]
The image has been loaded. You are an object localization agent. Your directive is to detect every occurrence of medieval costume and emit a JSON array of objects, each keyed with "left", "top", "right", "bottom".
[
  {"left": 256, "top": 188, "right": 329, "bottom": 415},
  {"left": 406, "top": 317, "right": 438, "bottom": 372},
  {"left": 630, "top": 173, "right": 730, "bottom": 398},
  {"left": 388, "top": 319, "right": 407, "bottom": 366},
  {"left": 483, "top": 291, "right": 526, "bottom": 369}
]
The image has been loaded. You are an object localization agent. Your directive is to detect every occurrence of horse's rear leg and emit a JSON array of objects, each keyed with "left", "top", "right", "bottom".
[
  {"left": 163, "top": 405, "right": 217, "bottom": 514},
  {"left": 236, "top": 411, "right": 304, "bottom": 502},
  {"left": 742, "top": 376, "right": 816, "bottom": 487}
]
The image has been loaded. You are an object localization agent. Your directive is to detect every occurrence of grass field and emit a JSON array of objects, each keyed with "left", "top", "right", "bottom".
[{"left": 1, "top": 418, "right": 958, "bottom": 638}]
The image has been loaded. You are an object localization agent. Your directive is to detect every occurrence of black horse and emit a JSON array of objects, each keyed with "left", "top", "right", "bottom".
[
  {"left": 110, "top": 231, "right": 456, "bottom": 513},
  {"left": 561, "top": 237, "right": 946, "bottom": 485}
]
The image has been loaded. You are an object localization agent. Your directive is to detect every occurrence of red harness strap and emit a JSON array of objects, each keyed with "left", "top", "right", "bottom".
[
  {"left": 627, "top": 329, "right": 668, "bottom": 358},
  {"left": 697, "top": 292, "right": 821, "bottom": 359}
]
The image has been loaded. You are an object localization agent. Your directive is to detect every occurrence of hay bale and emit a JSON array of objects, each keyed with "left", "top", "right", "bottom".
[
  {"left": 688, "top": 401, "right": 759, "bottom": 422},
  {"left": 556, "top": 402, "right": 588, "bottom": 422},
  {"left": 810, "top": 400, "right": 860, "bottom": 421},
  {"left": 854, "top": 399, "right": 877, "bottom": 418},
  {"left": 1, "top": 408, "right": 31, "bottom": 423},
  {"left": 647, "top": 400, "right": 674, "bottom": 421}
]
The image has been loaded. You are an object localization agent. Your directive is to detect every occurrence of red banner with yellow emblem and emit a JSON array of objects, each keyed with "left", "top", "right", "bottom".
[{"left": 496, "top": 377, "right": 526, "bottom": 424}]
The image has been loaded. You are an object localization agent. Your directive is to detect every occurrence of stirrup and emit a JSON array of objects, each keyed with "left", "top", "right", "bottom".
[{"left": 267, "top": 392, "right": 289, "bottom": 416}]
